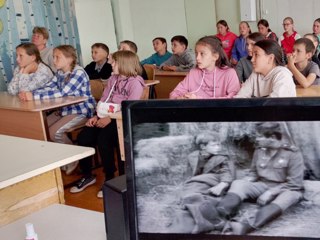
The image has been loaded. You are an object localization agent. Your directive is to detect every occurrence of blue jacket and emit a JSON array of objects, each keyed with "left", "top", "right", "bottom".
[{"left": 231, "top": 36, "right": 248, "bottom": 61}]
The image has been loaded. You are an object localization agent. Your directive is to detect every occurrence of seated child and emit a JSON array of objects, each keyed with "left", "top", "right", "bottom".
[
  {"left": 303, "top": 33, "right": 320, "bottom": 68},
  {"left": 8, "top": 43, "right": 53, "bottom": 95},
  {"left": 235, "top": 32, "right": 265, "bottom": 83},
  {"left": 140, "top": 37, "right": 172, "bottom": 66},
  {"left": 235, "top": 40, "right": 296, "bottom": 98},
  {"left": 84, "top": 43, "right": 112, "bottom": 80},
  {"left": 257, "top": 19, "right": 278, "bottom": 42},
  {"left": 181, "top": 132, "right": 235, "bottom": 201},
  {"left": 118, "top": 40, "right": 148, "bottom": 80},
  {"left": 231, "top": 21, "right": 251, "bottom": 65},
  {"left": 160, "top": 35, "right": 196, "bottom": 72},
  {"left": 170, "top": 36, "right": 240, "bottom": 99},
  {"left": 287, "top": 38, "right": 320, "bottom": 88},
  {"left": 215, "top": 20, "right": 237, "bottom": 59},
  {"left": 279, "top": 17, "right": 301, "bottom": 56}
]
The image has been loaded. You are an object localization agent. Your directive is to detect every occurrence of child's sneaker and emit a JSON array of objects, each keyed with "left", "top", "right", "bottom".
[{"left": 70, "top": 175, "right": 96, "bottom": 193}]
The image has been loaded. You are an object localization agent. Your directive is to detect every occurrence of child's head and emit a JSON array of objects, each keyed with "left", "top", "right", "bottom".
[
  {"left": 216, "top": 20, "right": 229, "bottom": 36},
  {"left": 313, "top": 18, "right": 320, "bottom": 35},
  {"left": 32, "top": 26, "right": 49, "bottom": 49},
  {"left": 152, "top": 37, "right": 167, "bottom": 53},
  {"left": 111, "top": 50, "right": 142, "bottom": 77},
  {"left": 119, "top": 40, "right": 138, "bottom": 53},
  {"left": 91, "top": 43, "right": 109, "bottom": 63},
  {"left": 195, "top": 132, "right": 223, "bottom": 154},
  {"left": 257, "top": 19, "right": 271, "bottom": 37},
  {"left": 53, "top": 45, "right": 77, "bottom": 72},
  {"left": 292, "top": 38, "right": 315, "bottom": 63},
  {"left": 304, "top": 33, "right": 319, "bottom": 52},
  {"left": 15, "top": 43, "right": 41, "bottom": 67},
  {"left": 282, "top": 17, "right": 295, "bottom": 33},
  {"left": 171, "top": 35, "right": 188, "bottom": 55},
  {"left": 246, "top": 32, "right": 265, "bottom": 57},
  {"left": 239, "top": 21, "right": 251, "bottom": 37},
  {"left": 252, "top": 40, "right": 284, "bottom": 75},
  {"left": 195, "top": 36, "right": 230, "bottom": 70}
]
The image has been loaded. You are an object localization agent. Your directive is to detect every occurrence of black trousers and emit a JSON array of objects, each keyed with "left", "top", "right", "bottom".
[{"left": 77, "top": 119, "right": 122, "bottom": 180}]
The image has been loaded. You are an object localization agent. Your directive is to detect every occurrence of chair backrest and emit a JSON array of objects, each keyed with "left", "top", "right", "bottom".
[
  {"left": 143, "top": 65, "right": 155, "bottom": 80},
  {"left": 90, "top": 79, "right": 104, "bottom": 102}
]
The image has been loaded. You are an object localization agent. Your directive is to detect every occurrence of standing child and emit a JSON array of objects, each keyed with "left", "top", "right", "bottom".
[
  {"left": 216, "top": 20, "right": 237, "bottom": 59},
  {"left": 169, "top": 36, "right": 240, "bottom": 99},
  {"left": 84, "top": 43, "right": 112, "bottom": 80},
  {"left": 8, "top": 43, "right": 53, "bottom": 95},
  {"left": 257, "top": 19, "right": 278, "bottom": 42},
  {"left": 140, "top": 37, "right": 172, "bottom": 66},
  {"left": 70, "top": 50, "right": 145, "bottom": 198},
  {"left": 235, "top": 40, "right": 296, "bottom": 98},
  {"left": 160, "top": 35, "right": 196, "bottom": 72},
  {"left": 19, "top": 45, "right": 96, "bottom": 174},
  {"left": 287, "top": 38, "right": 320, "bottom": 88},
  {"left": 231, "top": 21, "right": 251, "bottom": 65},
  {"left": 279, "top": 17, "right": 301, "bottom": 56},
  {"left": 235, "top": 32, "right": 265, "bottom": 83}
]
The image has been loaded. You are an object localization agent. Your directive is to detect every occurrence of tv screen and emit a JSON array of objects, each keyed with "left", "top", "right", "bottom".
[{"left": 123, "top": 98, "right": 320, "bottom": 240}]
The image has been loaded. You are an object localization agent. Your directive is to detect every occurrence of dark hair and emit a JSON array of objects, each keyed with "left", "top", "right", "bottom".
[
  {"left": 257, "top": 19, "right": 272, "bottom": 32},
  {"left": 247, "top": 32, "right": 265, "bottom": 43},
  {"left": 216, "top": 20, "right": 230, "bottom": 31},
  {"left": 314, "top": 18, "right": 320, "bottom": 25},
  {"left": 54, "top": 45, "right": 77, "bottom": 71},
  {"left": 16, "top": 42, "right": 41, "bottom": 63},
  {"left": 254, "top": 40, "right": 285, "bottom": 66},
  {"left": 304, "top": 33, "right": 320, "bottom": 46},
  {"left": 171, "top": 35, "right": 188, "bottom": 48},
  {"left": 120, "top": 40, "right": 138, "bottom": 53},
  {"left": 153, "top": 37, "right": 167, "bottom": 51},
  {"left": 196, "top": 36, "right": 231, "bottom": 68},
  {"left": 295, "top": 38, "right": 316, "bottom": 55},
  {"left": 32, "top": 26, "right": 49, "bottom": 39},
  {"left": 91, "top": 43, "right": 109, "bottom": 55},
  {"left": 240, "top": 21, "right": 252, "bottom": 35}
]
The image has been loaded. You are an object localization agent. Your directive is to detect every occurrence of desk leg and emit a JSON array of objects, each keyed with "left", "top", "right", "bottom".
[{"left": 115, "top": 118, "right": 125, "bottom": 161}]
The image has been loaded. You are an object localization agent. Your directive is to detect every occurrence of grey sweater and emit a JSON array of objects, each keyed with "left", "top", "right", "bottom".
[
  {"left": 235, "top": 56, "right": 252, "bottom": 83},
  {"left": 160, "top": 49, "right": 196, "bottom": 72}
]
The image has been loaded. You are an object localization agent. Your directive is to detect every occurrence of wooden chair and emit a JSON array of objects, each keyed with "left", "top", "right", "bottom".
[{"left": 143, "top": 64, "right": 155, "bottom": 80}]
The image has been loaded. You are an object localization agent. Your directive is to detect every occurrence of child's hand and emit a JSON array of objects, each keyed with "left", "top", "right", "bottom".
[
  {"left": 95, "top": 116, "right": 111, "bottom": 128},
  {"left": 208, "top": 182, "right": 229, "bottom": 196},
  {"left": 183, "top": 93, "right": 197, "bottom": 99},
  {"left": 86, "top": 116, "right": 98, "bottom": 127},
  {"left": 18, "top": 91, "right": 33, "bottom": 101},
  {"left": 162, "top": 65, "right": 176, "bottom": 71},
  {"left": 257, "top": 190, "right": 274, "bottom": 206},
  {"left": 22, "top": 62, "right": 38, "bottom": 74},
  {"left": 286, "top": 53, "right": 296, "bottom": 67}
]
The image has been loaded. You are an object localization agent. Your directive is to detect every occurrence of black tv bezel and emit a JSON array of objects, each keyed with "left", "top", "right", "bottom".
[{"left": 123, "top": 98, "right": 320, "bottom": 240}]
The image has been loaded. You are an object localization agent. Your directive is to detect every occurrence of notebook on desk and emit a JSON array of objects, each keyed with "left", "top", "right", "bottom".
[{"left": 122, "top": 98, "right": 320, "bottom": 240}]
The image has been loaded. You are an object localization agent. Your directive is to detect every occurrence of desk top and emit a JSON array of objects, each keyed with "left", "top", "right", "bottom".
[
  {"left": 154, "top": 69, "right": 188, "bottom": 76},
  {"left": 0, "top": 135, "right": 95, "bottom": 189},
  {"left": 296, "top": 85, "right": 320, "bottom": 97},
  {"left": 0, "top": 204, "right": 106, "bottom": 240},
  {"left": 145, "top": 79, "right": 160, "bottom": 86},
  {"left": 0, "top": 92, "right": 87, "bottom": 112}
]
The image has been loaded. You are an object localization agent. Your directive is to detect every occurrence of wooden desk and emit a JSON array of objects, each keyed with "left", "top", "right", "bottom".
[
  {"left": 154, "top": 70, "right": 187, "bottom": 99},
  {"left": 0, "top": 92, "right": 88, "bottom": 141},
  {"left": 0, "top": 135, "right": 95, "bottom": 226},
  {"left": 296, "top": 85, "right": 320, "bottom": 97},
  {"left": 0, "top": 204, "right": 105, "bottom": 240}
]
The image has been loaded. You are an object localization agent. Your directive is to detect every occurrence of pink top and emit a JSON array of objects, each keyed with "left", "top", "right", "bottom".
[
  {"left": 100, "top": 74, "right": 145, "bottom": 103},
  {"left": 216, "top": 31, "right": 238, "bottom": 59},
  {"left": 169, "top": 67, "right": 240, "bottom": 99}
]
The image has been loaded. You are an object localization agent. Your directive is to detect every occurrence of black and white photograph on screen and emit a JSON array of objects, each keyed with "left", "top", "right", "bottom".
[{"left": 132, "top": 121, "right": 320, "bottom": 238}]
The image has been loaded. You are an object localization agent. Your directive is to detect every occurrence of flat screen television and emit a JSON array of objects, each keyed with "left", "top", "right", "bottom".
[{"left": 123, "top": 98, "right": 320, "bottom": 240}]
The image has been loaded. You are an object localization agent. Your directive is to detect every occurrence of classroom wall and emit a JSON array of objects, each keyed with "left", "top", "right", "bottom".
[{"left": 74, "top": 0, "right": 118, "bottom": 66}]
